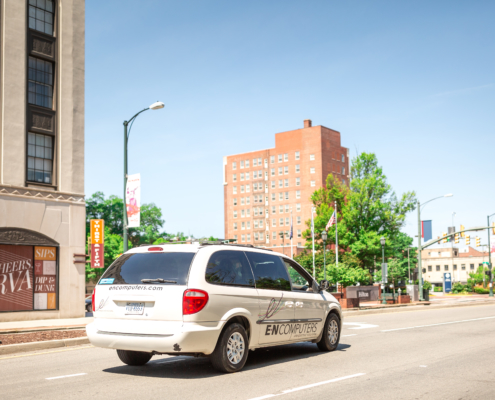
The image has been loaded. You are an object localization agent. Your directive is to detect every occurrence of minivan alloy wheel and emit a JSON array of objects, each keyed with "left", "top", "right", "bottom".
[
  {"left": 227, "top": 332, "right": 245, "bottom": 364},
  {"left": 328, "top": 319, "right": 339, "bottom": 345}
]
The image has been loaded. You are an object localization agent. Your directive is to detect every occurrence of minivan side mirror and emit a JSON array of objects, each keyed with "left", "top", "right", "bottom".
[{"left": 319, "top": 280, "right": 329, "bottom": 292}]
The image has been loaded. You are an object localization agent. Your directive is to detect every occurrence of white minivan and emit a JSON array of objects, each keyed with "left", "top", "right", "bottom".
[{"left": 86, "top": 243, "right": 342, "bottom": 373}]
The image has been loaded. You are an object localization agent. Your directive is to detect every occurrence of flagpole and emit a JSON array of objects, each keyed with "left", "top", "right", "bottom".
[
  {"left": 335, "top": 200, "right": 339, "bottom": 267},
  {"left": 312, "top": 206, "right": 315, "bottom": 278},
  {"left": 290, "top": 207, "right": 293, "bottom": 258}
]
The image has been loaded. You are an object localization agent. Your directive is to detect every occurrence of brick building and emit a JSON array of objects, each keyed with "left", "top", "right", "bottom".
[{"left": 223, "top": 120, "right": 349, "bottom": 255}]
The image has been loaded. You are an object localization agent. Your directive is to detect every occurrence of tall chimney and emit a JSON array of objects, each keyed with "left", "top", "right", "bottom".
[{"left": 304, "top": 119, "right": 312, "bottom": 128}]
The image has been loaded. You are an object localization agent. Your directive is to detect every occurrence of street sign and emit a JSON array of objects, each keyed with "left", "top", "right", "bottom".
[
  {"left": 444, "top": 272, "right": 452, "bottom": 293},
  {"left": 90, "top": 219, "right": 105, "bottom": 269}
]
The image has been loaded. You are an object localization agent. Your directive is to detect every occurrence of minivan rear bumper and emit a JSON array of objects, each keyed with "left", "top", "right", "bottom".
[{"left": 86, "top": 320, "right": 222, "bottom": 355}]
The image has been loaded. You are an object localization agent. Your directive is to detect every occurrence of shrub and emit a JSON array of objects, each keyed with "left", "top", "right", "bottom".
[
  {"left": 474, "top": 287, "right": 490, "bottom": 294},
  {"left": 423, "top": 281, "right": 432, "bottom": 291},
  {"left": 434, "top": 287, "right": 442, "bottom": 292},
  {"left": 452, "top": 282, "right": 464, "bottom": 294}
]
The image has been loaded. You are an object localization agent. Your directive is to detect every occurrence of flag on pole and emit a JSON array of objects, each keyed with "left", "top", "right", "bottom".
[{"left": 326, "top": 210, "right": 336, "bottom": 230}]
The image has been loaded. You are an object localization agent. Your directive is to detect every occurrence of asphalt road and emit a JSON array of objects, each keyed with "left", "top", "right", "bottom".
[{"left": 2, "top": 304, "right": 495, "bottom": 400}]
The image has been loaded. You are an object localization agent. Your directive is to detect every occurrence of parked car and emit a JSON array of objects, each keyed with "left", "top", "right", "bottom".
[
  {"left": 86, "top": 243, "right": 342, "bottom": 373},
  {"left": 85, "top": 295, "right": 92, "bottom": 313}
]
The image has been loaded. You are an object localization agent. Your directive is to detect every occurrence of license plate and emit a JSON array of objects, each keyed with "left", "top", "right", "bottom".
[{"left": 125, "top": 302, "right": 145, "bottom": 315}]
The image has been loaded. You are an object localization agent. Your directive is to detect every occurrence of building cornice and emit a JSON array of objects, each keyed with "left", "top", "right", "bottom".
[{"left": 0, "top": 184, "right": 85, "bottom": 205}]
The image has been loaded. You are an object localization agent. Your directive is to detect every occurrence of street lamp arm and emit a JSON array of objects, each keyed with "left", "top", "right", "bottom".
[
  {"left": 420, "top": 196, "right": 444, "bottom": 209},
  {"left": 125, "top": 107, "right": 150, "bottom": 140},
  {"left": 127, "top": 107, "right": 150, "bottom": 124}
]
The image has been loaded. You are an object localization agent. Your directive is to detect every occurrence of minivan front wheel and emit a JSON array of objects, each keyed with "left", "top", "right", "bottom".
[
  {"left": 117, "top": 349, "right": 153, "bottom": 366},
  {"left": 317, "top": 313, "right": 341, "bottom": 352},
  {"left": 210, "top": 323, "right": 248, "bottom": 373}
]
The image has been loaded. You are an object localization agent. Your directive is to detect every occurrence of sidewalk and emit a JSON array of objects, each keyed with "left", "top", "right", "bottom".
[{"left": 0, "top": 316, "right": 93, "bottom": 334}]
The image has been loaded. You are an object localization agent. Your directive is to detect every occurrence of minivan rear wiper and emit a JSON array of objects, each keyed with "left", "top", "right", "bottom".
[{"left": 141, "top": 278, "right": 177, "bottom": 284}]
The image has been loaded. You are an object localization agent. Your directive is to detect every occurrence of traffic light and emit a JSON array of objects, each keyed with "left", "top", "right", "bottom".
[
  {"left": 442, "top": 232, "right": 447, "bottom": 243},
  {"left": 485, "top": 270, "right": 492, "bottom": 279},
  {"left": 460, "top": 225, "right": 465, "bottom": 238},
  {"left": 465, "top": 235, "right": 470, "bottom": 245},
  {"left": 454, "top": 233, "right": 459, "bottom": 244},
  {"left": 476, "top": 237, "right": 481, "bottom": 247}
]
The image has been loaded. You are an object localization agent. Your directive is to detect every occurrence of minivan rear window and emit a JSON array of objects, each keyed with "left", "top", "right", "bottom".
[{"left": 100, "top": 252, "right": 195, "bottom": 285}]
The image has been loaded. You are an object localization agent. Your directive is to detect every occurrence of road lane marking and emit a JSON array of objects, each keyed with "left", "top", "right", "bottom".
[
  {"left": 341, "top": 334, "right": 357, "bottom": 337},
  {"left": 420, "top": 365, "right": 427, "bottom": 368},
  {"left": 247, "top": 373, "right": 366, "bottom": 400},
  {"left": 343, "top": 322, "right": 378, "bottom": 330},
  {"left": 46, "top": 373, "right": 87, "bottom": 380},
  {"left": 381, "top": 316, "right": 495, "bottom": 332},
  {"left": 0, "top": 346, "right": 94, "bottom": 361}
]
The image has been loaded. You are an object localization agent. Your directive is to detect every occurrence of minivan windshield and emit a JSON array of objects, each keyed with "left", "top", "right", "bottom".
[{"left": 100, "top": 252, "right": 195, "bottom": 285}]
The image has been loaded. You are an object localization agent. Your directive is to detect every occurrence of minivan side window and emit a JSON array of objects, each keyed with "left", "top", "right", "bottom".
[
  {"left": 282, "top": 258, "right": 314, "bottom": 292},
  {"left": 244, "top": 252, "right": 291, "bottom": 291},
  {"left": 205, "top": 250, "right": 255, "bottom": 287}
]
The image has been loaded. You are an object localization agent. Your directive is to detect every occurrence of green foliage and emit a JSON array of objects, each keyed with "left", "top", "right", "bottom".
[
  {"left": 452, "top": 282, "right": 465, "bottom": 294},
  {"left": 303, "top": 152, "right": 417, "bottom": 270},
  {"left": 423, "top": 281, "right": 432, "bottom": 291},
  {"left": 468, "top": 266, "right": 489, "bottom": 288},
  {"left": 434, "top": 286, "right": 442, "bottom": 292},
  {"left": 474, "top": 287, "right": 490, "bottom": 294}
]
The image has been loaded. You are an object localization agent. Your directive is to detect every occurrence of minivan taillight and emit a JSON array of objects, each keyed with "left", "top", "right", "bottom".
[
  {"left": 92, "top": 288, "right": 95, "bottom": 312},
  {"left": 183, "top": 289, "right": 209, "bottom": 315}
]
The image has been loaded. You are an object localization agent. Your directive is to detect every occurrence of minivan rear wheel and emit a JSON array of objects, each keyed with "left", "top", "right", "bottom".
[
  {"left": 116, "top": 349, "right": 153, "bottom": 366},
  {"left": 317, "top": 313, "right": 340, "bottom": 352},
  {"left": 210, "top": 323, "right": 248, "bottom": 373}
]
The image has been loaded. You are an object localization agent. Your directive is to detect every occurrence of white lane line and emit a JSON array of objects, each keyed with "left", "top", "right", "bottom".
[
  {"left": 343, "top": 322, "right": 378, "bottom": 330},
  {"left": 248, "top": 373, "right": 366, "bottom": 400},
  {"left": 381, "top": 316, "right": 495, "bottom": 332},
  {"left": 420, "top": 365, "right": 427, "bottom": 368},
  {"left": 341, "top": 334, "right": 357, "bottom": 337},
  {"left": 46, "top": 373, "right": 87, "bottom": 380}
]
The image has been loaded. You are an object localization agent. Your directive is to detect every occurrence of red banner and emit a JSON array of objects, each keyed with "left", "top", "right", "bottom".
[{"left": 91, "top": 243, "right": 104, "bottom": 269}]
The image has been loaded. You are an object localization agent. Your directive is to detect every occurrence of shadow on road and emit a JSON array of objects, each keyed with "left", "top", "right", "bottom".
[{"left": 102, "top": 342, "right": 351, "bottom": 379}]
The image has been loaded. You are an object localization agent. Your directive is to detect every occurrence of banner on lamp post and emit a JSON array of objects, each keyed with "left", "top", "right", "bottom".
[
  {"left": 90, "top": 219, "right": 104, "bottom": 269},
  {"left": 491, "top": 236, "right": 495, "bottom": 255},
  {"left": 126, "top": 173, "right": 141, "bottom": 228}
]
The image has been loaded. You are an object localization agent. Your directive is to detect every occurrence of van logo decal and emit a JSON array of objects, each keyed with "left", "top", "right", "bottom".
[
  {"left": 257, "top": 294, "right": 285, "bottom": 324},
  {"left": 173, "top": 343, "right": 181, "bottom": 351}
]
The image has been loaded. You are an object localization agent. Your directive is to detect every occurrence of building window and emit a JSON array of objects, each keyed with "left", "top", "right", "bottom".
[
  {"left": 297, "top": 230, "right": 301, "bottom": 238},
  {"left": 28, "top": 57, "right": 53, "bottom": 109},
  {"left": 253, "top": 158, "right": 257, "bottom": 167},
  {"left": 271, "top": 181, "right": 275, "bottom": 189},
  {"left": 254, "top": 220, "right": 259, "bottom": 228},
  {"left": 444, "top": 265, "right": 449, "bottom": 271},
  {"left": 279, "top": 218, "right": 284, "bottom": 226},
  {"left": 296, "top": 177, "right": 300, "bottom": 186},
  {"left": 272, "top": 206, "right": 276, "bottom": 214},
  {"left": 233, "top": 186, "right": 237, "bottom": 194},
  {"left": 245, "top": 160, "right": 250, "bottom": 168},
  {"left": 241, "top": 234, "right": 245, "bottom": 242},
  {"left": 241, "top": 197, "right": 245, "bottom": 205},
  {"left": 272, "top": 219, "right": 276, "bottom": 227},
  {"left": 234, "top": 235, "right": 238, "bottom": 242},
  {"left": 270, "top": 156, "right": 275, "bottom": 164},
  {"left": 27, "top": 133, "right": 53, "bottom": 184},
  {"left": 271, "top": 168, "right": 275, "bottom": 176},
  {"left": 461, "top": 264, "right": 466, "bottom": 270},
  {"left": 428, "top": 266, "right": 432, "bottom": 271},
  {"left": 240, "top": 161, "right": 244, "bottom": 168},
  {"left": 470, "top": 264, "right": 474, "bottom": 270},
  {"left": 284, "top": 179, "right": 289, "bottom": 187},
  {"left": 241, "top": 209, "right": 245, "bottom": 218},
  {"left": 234, "top": 223, "right": 238, "bottom": 230},
  {"left": 284, "top": 166, "right": 289, "bottom": 175},
  {"left": 246, "top": 185, "right": 250, "bottom": 193},
  {"left": 436, "top": 265, "right": 440, "bottom": 271},
  {"left": 259, "top": 220, "right": 263, "bottom": 228},
  {"left": 246, "top": 209, "right": 251, "bottom": 217},
  {"left": 284, "top": 153, "right": 288, "bottom": 162},
  {"left": 310, "top": 167, "right": 315, "bottom": 174},
  {"left": 341, "top": 154, "right": 345, "bottom": 162},
  {"left": 279, "top": 206, "right": 283, "bottom": 214},
  {"left": 278, "top": 167, "right": 283, "bottom": 175},
  {"left": 296, "top": 191, "right": 301, "bottom": 199},
  {"left": 271, "top": 193, "right": 275, "bottom": 201},
  {"left": 234, "top": 210, "right": 238, "bottom": 218},
  {"left": 258, "top": 157, "right": 262, "bottom": 165},
  {"left": 310, "top": 154, "right": 315, "bottom": 161},
  {"left": 233, "top": 161, "right": 237, "bottom": 170},
  {"left": 253, "top": 183, "right": 258, "bottom": 191},
  {"left": 254, "top": 232, "right": 259, "bottom": 240},
  {"left": 297, "top": 216, "right": 301, "bottom": 225},
  {"left": 29, "top": 0, "right": 54, "bottom": 35},
  {"left": 245, "top": 172, "right": 250, "bottom": 180},
  {"left": 246, "top": 196, "right": 250, "bottom": 205},
  {"left": 233, "top": 198, "right": 237, "bottom": 206},
  {"left": 253, "top": 171, "right": 258, "bottom": 179},
  {"left": 295, "top": 151, "right": 300, "bottom": 160},
  {"left": 233, "top": 174, "right": 237, "bottom": 182},
  {"left": 247, "top": 234, "right": 251, "bottom": 241},
  {"left": 278, "top": 154, "right": 282, "bottom": 163},
  {"left": 278, "top": 179, "right": 283, "bottom": 188},
  {"left": 285, "top": 192, "right": 289, "bottom": 200},
  {"left": 264, "top": 159, "right": 268, "bottom": 168},
  {"left": 341, "top": 167, "right": 345, "bottom": 175},
  {"left": 241, "top": 222, "right": 245, "bottom": 230},
  {"left": 240, "top": 185, "right": 244, "bottom": 193},
  {"left": 285, "top": 217, "right": 289, "bottom": 226},
  {"left": 279, "top": 192, "right": 283, "bottom": 201},
  {"left": 295, "top": 164, "right": 300, "bottom": 173},
  {"left": 272, "top": 231, "right": 276, "bottom": 239},
  {"left": 453, "top": 264, "right": 457, "bottom": 270},
  {"left": 311, "top": 181, "right": 315, "bottom": 187},
  {"left": 296, "top": 203, "right": 301, "bottom": 212}
]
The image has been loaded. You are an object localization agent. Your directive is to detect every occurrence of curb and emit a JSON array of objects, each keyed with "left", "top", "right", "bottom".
[
  {"left": 343, "top": 299, "right": 495, "bottom": 317},
  {"left": 0, "top": 336, "right": 90, "bottom": 356},
  {"left": 0, "top": 325, "right": 88, "bottom": 335}
]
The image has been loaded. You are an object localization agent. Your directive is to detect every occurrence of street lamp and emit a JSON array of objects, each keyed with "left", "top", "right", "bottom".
[
  {"left": 321, "top": 230, "right": 328, "bottom": 282},
  {"left": 417, "top": 193, "right": 453, "bottom": 300},
  {"left": 380, "top": 236, "right": 386, "bottom": 305},
  {"left": 488, "top": 213, "right": 495, "bottom": 297},
  {"left": 123, "top": 101, "right": 165, "bottom": 252}
]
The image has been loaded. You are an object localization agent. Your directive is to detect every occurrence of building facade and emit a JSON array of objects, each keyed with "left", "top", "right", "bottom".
[
  {"left": 223, "top": 120, "right": 349, "bottom": 255},
  {"left": 421, "top": 246, "right": 490, "bottom": 286},
  {"left": 0, "top": 0, "right": 85, "bottom": 322}
]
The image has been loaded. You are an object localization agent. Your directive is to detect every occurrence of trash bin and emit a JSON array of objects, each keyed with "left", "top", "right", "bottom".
[{"left": 423, "top": 289, "right": 429, "bottom": 301}]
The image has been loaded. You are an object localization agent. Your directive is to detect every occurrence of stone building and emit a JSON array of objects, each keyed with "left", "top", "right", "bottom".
[
  {"left": 0, "top": 0, "right": 85, "bottom": 322},
  {"left": 223, "top": 120, "right": 349, "bottom": 255}
]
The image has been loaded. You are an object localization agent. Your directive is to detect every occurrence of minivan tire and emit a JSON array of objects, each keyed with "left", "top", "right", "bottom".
[
  {"left": 117, "top": 349, "right": 153, "bottom": 366},
  {"left": 317, "top": 313, "right": 341, "bottom": 352},
  {"left": 210, "top": 323, "right": 249, "bottom": 373}
]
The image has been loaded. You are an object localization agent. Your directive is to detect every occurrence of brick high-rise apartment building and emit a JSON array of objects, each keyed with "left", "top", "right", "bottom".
[{"left": 223, "top": 120, "right": 349, "bottom": 255}]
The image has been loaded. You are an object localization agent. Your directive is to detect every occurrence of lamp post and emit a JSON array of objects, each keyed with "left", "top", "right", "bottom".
[
  {"left": 280, "top": 232, "right": 285, "bottom": 256},
  {"left": 123, "top": 101, "right": 165, "bottom": 252},
  {"left": 417, "top": 194, "right": 453, "bottom": 300},
  {"left": 380, "top": 236, "right": 387, "bottom": 305},
  {"left": 321, "top": 230, "right": 328, "bottom": 282},
  {"left": 488, "top": 213, "right": 495, "bottom": 297}
]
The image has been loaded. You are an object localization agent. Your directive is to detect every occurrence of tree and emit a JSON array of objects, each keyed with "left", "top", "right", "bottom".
[
  {"left": 85, "top": 226, "right": 124, "bottom": 283},
  {"left": 303, "top": 152, "right": 416, "bottom": 270}
]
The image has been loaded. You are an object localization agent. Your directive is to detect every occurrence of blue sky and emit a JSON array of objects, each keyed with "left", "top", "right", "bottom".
[{"left": 85, "top": 1, "right": 495, "bottom": 245}]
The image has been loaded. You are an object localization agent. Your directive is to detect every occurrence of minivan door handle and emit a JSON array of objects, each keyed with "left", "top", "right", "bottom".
[
  {"left": 295, "top": 302, "right": 303, "bottom": 308},
  {"left": 285, "top": 301, "right": 294, "bottom": 308}
]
